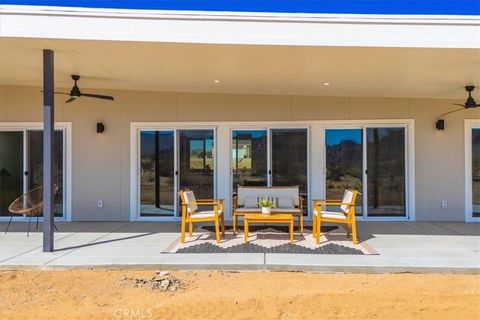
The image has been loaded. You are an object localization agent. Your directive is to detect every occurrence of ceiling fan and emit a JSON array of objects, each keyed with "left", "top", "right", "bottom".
[
  {"left": 53, "top": 75, "right": 114, "bottom": 103},
  {"left": 442, "top": 85, "right": 479, "bottom": 116}
]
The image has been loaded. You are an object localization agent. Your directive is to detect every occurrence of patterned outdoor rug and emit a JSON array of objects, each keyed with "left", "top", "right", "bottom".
[{"left": 164, "top": 225, "right": 377, "bottom": 255}]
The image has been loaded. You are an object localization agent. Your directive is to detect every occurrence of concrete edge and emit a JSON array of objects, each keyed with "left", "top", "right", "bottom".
[{"left": 1, "top": 264, "right": 479, "bottom": 274}]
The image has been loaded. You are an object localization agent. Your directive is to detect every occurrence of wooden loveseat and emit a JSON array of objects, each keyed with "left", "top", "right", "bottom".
[{"left": 232, "top": 186, "right": 304, "bottom": 235}]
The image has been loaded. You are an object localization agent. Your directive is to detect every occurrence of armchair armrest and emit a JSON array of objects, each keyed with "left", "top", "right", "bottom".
[
  {"left": 181, "top": 200, "right": 223, "bottom": 206},
  {"left": 313, "top": 200, "right": 356, "bottom": 207},
  {"left": 312, "top": 199, "right": 344, "bottom": 204}
]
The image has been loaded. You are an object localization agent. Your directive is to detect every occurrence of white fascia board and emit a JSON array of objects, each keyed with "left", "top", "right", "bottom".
[{"left": 0, "top": 5, "right": 479, "bottom": 48}]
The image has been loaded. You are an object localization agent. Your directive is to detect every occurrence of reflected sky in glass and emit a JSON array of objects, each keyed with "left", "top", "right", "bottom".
[{"left": 326, "top": 129, "right": 362, "bottom": 146}]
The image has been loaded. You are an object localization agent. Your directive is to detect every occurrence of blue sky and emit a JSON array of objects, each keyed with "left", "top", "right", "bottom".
[
  {"left": 2, "top": 1, "right": 478, "bottom": 15},
  {"left": 326, "top": 129, "right": 362, "bottom": 146}
]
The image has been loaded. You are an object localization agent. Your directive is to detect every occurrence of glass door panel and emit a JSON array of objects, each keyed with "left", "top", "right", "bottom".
[
  {"left": 325, "top": 129, "right": 363, "bottom": 215},
  {"left": 472, "top": 129, "right": 480, "bottom": 218},
  {"left": 232, "top": 130, "right": 268, "bottom": 193},
  {"left": 27, "top": 130, "right": 64, "bottom": 217},
  {"left": 0, "top": 132, "right": 24, "bottom": 217},
  {"left": 366, "top": 128, "right": 406, "bottom": 217},
  {"left": 271, "top": 129, "right": 308, "bottom": 214},
  {"left": 179, "top": 130, "right": 214, "bottom": 202},
  {"left": 140, "top": 131, "right": 175, "bottom": 217}
]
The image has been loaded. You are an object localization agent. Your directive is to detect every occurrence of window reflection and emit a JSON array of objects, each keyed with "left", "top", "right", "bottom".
[
  {"left": 232, "top": 130, "right": 268, "bottom": 193},
  {"left": 140, "top": 131, "right": 175, "bottom": 217},
  {"left": 27, "top": 131, "right": 64, "bottom": 217},
  {"left": 325, "top": 129, "right": 363, "bottom": 215},
  {"left": 179, "top": 130, "right": 214, "bottom": 201},
  {"left": 0, "top": 132, "right": 23, "bottom": 216},
  {"left": 367, "top": 128, "right": 406, "bottom": 217},
  {"left": 271, "top": 129, "right": 308, "bottom": 215},
  {"left": 472, "top": 129, "right": 480, "bottom": 217}
]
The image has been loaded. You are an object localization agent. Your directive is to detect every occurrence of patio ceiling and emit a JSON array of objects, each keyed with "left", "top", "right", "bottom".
[{"left": 0, "top": 37, "right": 479, "bottom": 99}]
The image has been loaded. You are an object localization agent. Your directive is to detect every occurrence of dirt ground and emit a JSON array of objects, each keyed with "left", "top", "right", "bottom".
[{"left": 0, "top": 269, "right": 479, "bottom": 320}]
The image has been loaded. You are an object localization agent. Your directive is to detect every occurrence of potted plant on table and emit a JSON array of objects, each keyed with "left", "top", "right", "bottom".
[{"left": 259, "top": 198, "right": 275, "bottom": 215}]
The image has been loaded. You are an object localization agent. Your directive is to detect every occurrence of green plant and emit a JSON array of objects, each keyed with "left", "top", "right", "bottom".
[{"left": 258, "top": 198, "right": 275, "bottom": 208}]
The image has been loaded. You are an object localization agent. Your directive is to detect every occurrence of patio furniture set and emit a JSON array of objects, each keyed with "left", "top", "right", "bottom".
[{"left": 179, "top": 186, "right": 360, "bottom": 245}]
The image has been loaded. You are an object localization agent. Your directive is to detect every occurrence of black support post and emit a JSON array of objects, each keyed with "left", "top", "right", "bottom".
[{"left": 43, "top": 49, "right": 55, "bottom": 252}]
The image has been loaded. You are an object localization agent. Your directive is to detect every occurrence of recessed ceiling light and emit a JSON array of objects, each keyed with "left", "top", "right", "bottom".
[
  {"left": 213, "top": 80, "right": 220, "bottom": 83},
  {"left": 323, "top": 82, "right": 330, "bottom": 86}
]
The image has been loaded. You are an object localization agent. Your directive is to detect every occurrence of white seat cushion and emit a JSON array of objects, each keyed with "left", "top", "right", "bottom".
[
  {"left": 190, "top": 210, "right": 223, "bottom": 219},
  {"left": 313, "top": 210, "right": 347, "bottom": 220}
]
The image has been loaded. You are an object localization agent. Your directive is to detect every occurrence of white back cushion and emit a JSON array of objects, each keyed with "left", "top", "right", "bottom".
[
  {"left": 341, "top": 190, "right": 354, "bottom": 213},
  {"left": 183, "top": 190, "right": 198, "bottom": 213},
  {"left": 278, "top": 197, "right": 295, "bottom": 209},
  {"left": 244, "top": 197, "right": 259, "bottom": 208},
  {"left": 237, "top": 186, "right": 299, "bottom": 207}
]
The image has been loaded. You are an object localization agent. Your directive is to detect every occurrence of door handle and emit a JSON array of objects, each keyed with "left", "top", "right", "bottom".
[
  {"left": 175, "top": 171, "right": 178, "bottom": 176},
  {"left": 268, "top": 170, "right": 271, "bottom": 175}
]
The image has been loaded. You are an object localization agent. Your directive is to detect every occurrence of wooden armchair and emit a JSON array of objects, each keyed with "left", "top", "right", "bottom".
[
  {"left": 179, "top": 189, "right": 225, "bottom": 243},
  {"left": 312, "top": 190, "right": 360, "bottom": 245}
]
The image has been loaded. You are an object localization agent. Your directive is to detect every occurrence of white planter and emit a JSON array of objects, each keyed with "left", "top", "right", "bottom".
[{"left": 261, "top": 207, "right": 272, "bottom": 215}]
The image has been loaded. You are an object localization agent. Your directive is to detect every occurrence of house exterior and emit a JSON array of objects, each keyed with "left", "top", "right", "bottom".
[{"left": 0, "top": 1, "right": 479, "bottom": 225}]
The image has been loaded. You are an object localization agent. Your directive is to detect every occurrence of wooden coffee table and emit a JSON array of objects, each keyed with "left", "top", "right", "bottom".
[{"left": 244, "top": 213, "right": 294, "bottom": 243}]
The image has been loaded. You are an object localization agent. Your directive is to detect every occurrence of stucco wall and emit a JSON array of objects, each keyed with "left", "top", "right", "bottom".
[{"left": 0, "top": 85, "right": 478, "bottom": 221}]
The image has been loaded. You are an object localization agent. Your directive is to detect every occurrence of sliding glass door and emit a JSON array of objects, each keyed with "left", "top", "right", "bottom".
[
  {"left": 271, "top": 129, "right": 308, "bottom": 197},
  {"left": 178, "top": 130, "right": 215, "bottom": 201},
  {"left": 325, "top": 129, "right": 363, "bottom": 215},
  {"left": 0, "top": 132, "right": 23, "bottom": 217},
  {"left": 232, "top": 130, "right": 268, "bottom": 193},
  {"left": 139, "top": 129, "right": 215, "bottom": 218},
  {"left": 472, "top": 128, "right": 480, "bottom": 219},
  {"left": 325, "top": 126, "right": 407, "bottom": 219},
  {"left": 0, "top": 129, "right": 65, "bottom": 218},
  {"left": 27, "top": 131, "right": 65, "bottom": 216},
  {"left": 231, "top": 128, "right": 309, "bottom": 214},
  {"left": 366, "top": 128, "right": 406, "bottom": 217},
  {"left": 140, "top": 131, "right": 175, "bottom": 217}
]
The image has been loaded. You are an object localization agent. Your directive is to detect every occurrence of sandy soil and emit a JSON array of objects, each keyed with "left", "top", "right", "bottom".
[{"left": 0, "top": 269, "right": 479, "bottom": 320}]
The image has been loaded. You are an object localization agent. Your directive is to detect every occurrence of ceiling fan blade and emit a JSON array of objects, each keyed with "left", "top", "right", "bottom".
[
  {"left": 65, "top": 97, "right": 76, "bottom": 103},
  {"left": 442, "top": 107, "right": 465, "bottom": 116},
  {"left": 452, "top": 103, "right": 465, "bottom": 107},
  {"left": 81, "top": 93, "right": 114, "bottom": 101}
]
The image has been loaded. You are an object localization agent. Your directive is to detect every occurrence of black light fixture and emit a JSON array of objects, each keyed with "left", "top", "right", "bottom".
[
  {"left": 97, "top": 122, "right": 105, "bottom": 133},
  {"left": 436, "top": 119, "right": 445, "bottom": 130}
]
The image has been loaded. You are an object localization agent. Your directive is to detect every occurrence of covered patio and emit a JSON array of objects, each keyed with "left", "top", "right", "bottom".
[
  {"left": 0, "top": 4, "right": 479, "bottom": 261},
  {"left": 1, "top": 221, "right": 479, "bottom": 272}
]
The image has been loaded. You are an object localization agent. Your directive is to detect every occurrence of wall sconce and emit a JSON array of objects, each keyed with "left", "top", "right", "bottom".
[
  {"left": 97, "top": 122, "right": 105, "bottom": 133},
  {"left": 436, "top": 119, "right": 445, "bottom": 130}
]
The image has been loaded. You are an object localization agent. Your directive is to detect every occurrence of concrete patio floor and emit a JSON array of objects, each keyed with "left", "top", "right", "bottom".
[{"left": 0, "top": 221, "right": 479, "bottom": 273}]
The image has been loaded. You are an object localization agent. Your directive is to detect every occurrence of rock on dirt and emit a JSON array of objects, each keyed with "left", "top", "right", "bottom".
[{"left": 121, "top": 272, "right": 184, "bottom": 292}]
